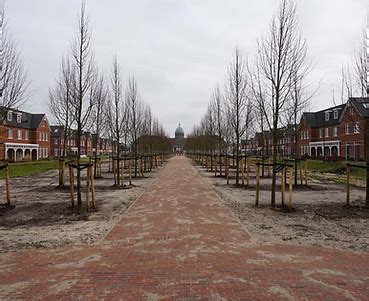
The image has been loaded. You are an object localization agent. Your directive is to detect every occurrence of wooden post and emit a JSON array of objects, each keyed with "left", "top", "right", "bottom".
[
  {"left": 304, "top": 160, "right": 308, "bottom": 186},
  {"left": 91, "top": 165, "right": 95, "bottom": 209},
  {"left": 346, "top": 164, "right": 350, "bottom": 206},
  {"left": 69, "top": 165, "right": 74, "bottom": 207},
  {"left": 281, "top": 168, "right": 285, "bottom": 207},
  {"left": 226, "top": 156, "right": 230, "bottom": 185},
  {"left": 129, "top": 159, "right": 132, "bottom": 186},
  {"left": 246, "top": 157, "right": 250, "bottom": 187},
  {"left": 241, "top": 157, "right": 245, "bottom": 186},
  {"left": 86, "top": 166, "right": 91, "bottom": 210},
  {"left": 299, "top": 160, "right": 303, "bottom": 186},
  {"left": 5, "top": 165, "right": 10, "bottom": 205},
  {"left": 113, "top": 159, "right": 117, "bottom": 185},
  {"left": 59, "top": 159, "right": 65, "bottom": 187},
  {"left": 289, "top": 167, "right": 293, "bottom": 210},
  {"left": 140, "top": 157, "right": 143, "bottom": 178},
  {"left": 256, "top": 163, "right": 260, "bottom": 206},
  {"left": 121, "top": 159, "right": 125, "bottom": 187}
]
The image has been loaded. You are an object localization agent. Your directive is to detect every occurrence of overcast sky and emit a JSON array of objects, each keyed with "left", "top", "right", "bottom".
[{"left": 5, "top": 0, "right": 368, "bottom": 137}]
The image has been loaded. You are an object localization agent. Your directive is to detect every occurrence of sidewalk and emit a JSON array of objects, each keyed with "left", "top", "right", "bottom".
[{"left": 0, "top": 156, "right": 368, "bottom": 300}]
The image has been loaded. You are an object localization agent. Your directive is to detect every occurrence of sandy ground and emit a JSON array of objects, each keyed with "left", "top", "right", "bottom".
[
  {"left": 195, "top": 163, "right": 369, "bottom": 252},
  {"left": 0, "top": 162, "right": 164, "bottom": 253}
]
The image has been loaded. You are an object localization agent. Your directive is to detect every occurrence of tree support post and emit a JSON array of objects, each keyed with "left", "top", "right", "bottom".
[{"left": 256, "top": 163, "right": 260, "bottom": 206}]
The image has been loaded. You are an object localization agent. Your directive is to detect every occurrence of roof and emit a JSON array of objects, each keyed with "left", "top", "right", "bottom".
[
  {"left": 0, "top": 106, "right": 46, "bottom": 130},
  {"left": 175, "top": 124, "right": 184, "bottom": 135},
  {"left": 349, "top": 97, "right": 369, "bottom": 118},
  {"left": 302, "top": 103, "right": 346, "bottom": 128}
]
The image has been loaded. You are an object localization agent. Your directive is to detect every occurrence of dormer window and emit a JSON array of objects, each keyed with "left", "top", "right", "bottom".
[
  {"left": 333, "top": 109, "right": 338, "bottom": 119},
  {"left": 325, "top": 112, "right": 330, "bottom": 121},
  {"left": 16, "top": 113, "right": 22, "bottom": 123},
  {"left": 7, "top": 111, "right": 12, "bottom": 122}
]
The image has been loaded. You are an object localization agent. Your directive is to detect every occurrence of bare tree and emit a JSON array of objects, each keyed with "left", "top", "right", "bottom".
[
  {"left": 0, "top": 8, "right": 30, "bottom": 108},
  {"left": 70, "top": 1, "right": 96, "bottom": 207},
  {"left": 225, "top": 47, "right": 249, "bottom": 185},
  {"left": 126, "top": 76, "right": 144, "bottom": 177},
  {"left": 106, "top": 56, "right": 126, "bottom": 186},
  {"left": 256, "top": 0, "right": 308, "bottom": 207},
  {"left": 49, "top": 57, "right": 75, "bottom": 159},
  {"left": 211, "top": 84, "right": 225, "bottom": 175}
]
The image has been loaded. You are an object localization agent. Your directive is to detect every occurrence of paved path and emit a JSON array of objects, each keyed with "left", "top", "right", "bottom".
[{"left": 1, "top": 156, "right": 368, "bottom": 300}]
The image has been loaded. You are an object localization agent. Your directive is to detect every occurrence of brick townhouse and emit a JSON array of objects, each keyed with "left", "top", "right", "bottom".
[
  {"left": 0, "top": 107, "right": 51, "bottom": 161},
  {"left": 51, "top": 126, "right": 112, "bottom": 158},
  {"left": 248, "top": 126, "right": 296, "bottom": 157},
  {"left": 298, "top": 98, "right": 369, "bottom": 160}
]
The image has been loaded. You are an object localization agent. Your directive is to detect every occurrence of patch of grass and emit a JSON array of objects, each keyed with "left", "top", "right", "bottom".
[
  {"left": 307, "top": 160, "right": 366, "bottom": 181},
  {"left": 0, "top": 160, "right": 59, "bottom": 179}
]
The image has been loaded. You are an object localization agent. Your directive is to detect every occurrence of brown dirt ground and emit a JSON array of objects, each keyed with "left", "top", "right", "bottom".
[
  {"left": 195, "top": 163, "right": 369, "bottom": 253},
  {"left": 0, "top": 162, "right": 164, "bottom": 253}
]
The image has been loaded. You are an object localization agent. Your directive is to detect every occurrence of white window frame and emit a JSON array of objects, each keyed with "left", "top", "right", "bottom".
[
  {"left": 8, "top": 128, "right": 13, "bottom": 139},
  {"left": 345, "top": 123, "right": 349, "bottom": 135},
  {"left": 325, "top": 112, "right": 329, "bottom": 121},
  {"left": 354, "top": 122, "right": 360, "bottom": 134},
  {"left": 333, "top": 110, "right": 338, "bottom": 119},
  {"left": 7, "top": 111, "right": 12, "bottom": 122},
  {"left": 325, "top": 128, "right": 329, "bottom": 138},
  {"left": 16, "top": 113, "right": 21, "bottom": 123},
  {"left": 25, "top": 130, "right": 29, "bottom": 140},
  {"left": 333, "top": 126, "right": 338, "bottom": 137},
  {"left": 18, "top": 129, "right": 22, "bottom": 140},
  {"left": 319, "top": 129, "right": 322, "bottom": 138}
]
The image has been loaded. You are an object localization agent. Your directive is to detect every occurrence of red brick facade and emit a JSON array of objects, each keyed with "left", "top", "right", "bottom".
[
  {"left": 0, "top": 108, "right": 51, "bottom": 161},
  {"left": 297, "top": 98, "right": 368, "bottom": 160}
]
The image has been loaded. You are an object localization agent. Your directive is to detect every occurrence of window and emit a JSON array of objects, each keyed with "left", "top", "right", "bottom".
[
  {"left": 54, "top": 138, "right": 58, "bottom": 145},
  {"left": 350, "top": 107, "right": 354, "bottom": 116},
  {"left": 45, "top": 133, "right": 48, "bottom": 141},
  {"left": 8, "top": 128, "right": 13, "bottom": 139},
  {"left": 325, "top": 128, "right": 329, "bottom": 138},
  {"left": 16, "top": 113, "right": 21, "bottom": 123},
  {"left": 25, "top": 130, "right": 29, "bottom": 140},
  {"left": 306, "top": 131, "right": 310, "bottom": 139},
  {"left": 319, "top": 129, "right": 323, "bottom": 138},
  {"left": 354, "top": 122, "right": 360, "bottom": 134},
  {"left": 325, "top": 112, "right": 330, "bottom": 121},
  {"left": 333, "top": 126, "right": 338, "bottom": 137},
  {"left": 7, "top": 111, "right": 12, "bottom": 122},
  {"left": 345, "top": 123, "right": 349, "bottom": 135},
  {"left": 18, "top": 129, "right": 22, "bottom": 140},
  {"left": 333, "top": 110, "right": 338, "bottom": 119}
]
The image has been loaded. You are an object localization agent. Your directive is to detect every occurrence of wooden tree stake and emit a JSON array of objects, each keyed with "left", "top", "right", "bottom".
[
  {"left": 289, "top": 167, "right": 293, "bottom": 209},
  {"left": 346, "top": 164, "right": 350, "bottom": 206},
  {"left": 5, "top": 165, "right": 10, "bottom": 205},
  {"left": 69, "top": 165, "right": 74, "bottom": 207},
  {"left": 256, "top": 164, "right": 260, "bottom": 206}
]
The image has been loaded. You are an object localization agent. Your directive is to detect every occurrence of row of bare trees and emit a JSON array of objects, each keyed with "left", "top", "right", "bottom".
[
  {"left": 48, "top": 2, "right": 170, "bottom": 208},
  {"left": 187, "top": 0, "right": 313, "bottom": 207}
]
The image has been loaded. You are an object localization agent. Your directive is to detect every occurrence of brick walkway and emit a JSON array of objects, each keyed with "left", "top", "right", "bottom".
[{"left": 1, "top": 156, "right": 368, "bottom": 300}]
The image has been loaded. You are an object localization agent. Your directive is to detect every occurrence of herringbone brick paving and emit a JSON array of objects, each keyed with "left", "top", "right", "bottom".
[{"left": 0, "top": 156, "right": 368, "bottom": 300}]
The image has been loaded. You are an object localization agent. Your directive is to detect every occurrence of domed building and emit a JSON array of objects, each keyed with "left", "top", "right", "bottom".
[{"left": 172, "top": 123, "right": 186, "bottom": 154}]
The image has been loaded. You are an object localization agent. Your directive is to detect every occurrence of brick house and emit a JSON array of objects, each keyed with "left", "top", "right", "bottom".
[
  {"left": 0, "top": 107, "right": 51, "bottom": 161},
  {"left": 248, "top": 126, "right": 295, "bottom": 157},
  {"left": 297, "top": 98, "right": 369, "bottom": 160},
  {"left": 51, "top": 125, "right": 112, "bottom": 158}
]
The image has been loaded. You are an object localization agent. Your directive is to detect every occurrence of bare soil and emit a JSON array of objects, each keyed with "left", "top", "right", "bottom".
[
  {"left": 0, "top": 163, "right": 164, "bottom": 253},
  {"left": 195, "top": 164, "right": 369, "bottom": 252}
]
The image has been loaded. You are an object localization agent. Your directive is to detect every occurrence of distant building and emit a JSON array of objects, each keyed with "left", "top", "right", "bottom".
[
  {"left": 51, "top": 125, "right": 113, "bottom": 158},
  {"left": 0, "top": 107, "right": 51, "bottom": 161},
  {"left": 172, "top": 124, "right": 186, "bottom": 153}
]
